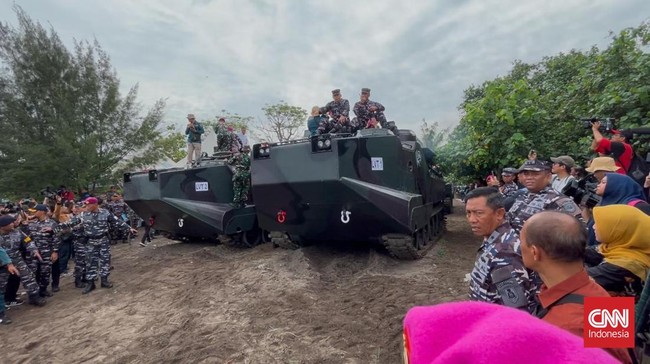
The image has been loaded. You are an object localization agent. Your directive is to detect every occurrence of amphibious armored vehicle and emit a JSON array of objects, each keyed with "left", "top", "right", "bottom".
[
  {"left": 250, "top": 128, "right": 447, "bottom": 259},
  {"left": 123, "top": 153, "right": 264, "bottom": 247}
]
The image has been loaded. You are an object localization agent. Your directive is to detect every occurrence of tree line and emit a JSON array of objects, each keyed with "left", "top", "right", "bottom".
[
  {"left": 435, "top": 22, "right": 650, "bottom": 184},
  {"left": 1, "top": 7, "right": 648, "bottom": 197}
]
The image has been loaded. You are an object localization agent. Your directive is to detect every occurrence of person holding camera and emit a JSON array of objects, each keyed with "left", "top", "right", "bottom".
[
  {"left": 185, "top": 113, "right": 205, "bottom": 169},
  {"left": 590, "top": 121, "right": 633, "bottom": 173}
]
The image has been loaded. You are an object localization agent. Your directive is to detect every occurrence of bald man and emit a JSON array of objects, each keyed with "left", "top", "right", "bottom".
[{"left": 520, "top": 211, "right": 631, "bottom": 363}]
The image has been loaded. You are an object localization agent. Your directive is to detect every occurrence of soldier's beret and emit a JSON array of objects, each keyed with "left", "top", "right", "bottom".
[
  {"left": 0, "top": 215, "right": 15, "bottom": 228},
  {"left": 361, "top": 88, "right": 371, "bottom": 94},
  {"left": 332, "top": 89, "right": 341, "bottom": 96},
  {"left": 84, "top": 197, "right": 99, "bottom": 205},
  {"left": 34, "top": 204, "right": 48, "bottom": 212},
  {"left": 518, "top": 159, "right": 551, "bottom": 172}
]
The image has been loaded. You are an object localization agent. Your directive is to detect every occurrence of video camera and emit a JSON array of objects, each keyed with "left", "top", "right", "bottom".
[
  {"left": 40, "top": 186, "right": 63, "bottom": 199},
  {"left": 581, "top": 117, "right": 615, "bottom": 133},
  {"left": 562, "top": 174, "right": 601, "bottom": 209}
]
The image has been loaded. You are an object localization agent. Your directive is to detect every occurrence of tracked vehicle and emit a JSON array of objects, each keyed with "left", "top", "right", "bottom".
[
  {"left": 250, "top": 128, "right": 447, "bottom": 259},
  {"left": 123, "top": 152, "right": 264, "bottom": 247}
]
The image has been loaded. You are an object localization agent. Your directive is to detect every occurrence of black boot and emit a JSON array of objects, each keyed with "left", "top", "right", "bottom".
[
  {"left": 0, "top": 312, "right": 11, "bottom": 325},
  {"left": 74, "top": 276, "right": 85, "bottom": 288},
  {"left": 82, "top": 280, "right": 96, "bottom": 294},
  {"left": 100, "top": 277, "right": 113, "bottom": 288},
  {"left": 39, "top": 287, "right": 53, "bottom": 297},
  {"left": 28, "top": 294, "right": 46, "bottom": 307},
  {"left": 52, "top": 284, "right": 60, "bottom": 293}
]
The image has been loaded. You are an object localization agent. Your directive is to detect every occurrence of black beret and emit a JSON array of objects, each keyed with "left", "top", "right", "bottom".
[
  {"left": 0, "top": 215, "right": 15, "bottom": 228},
  {"left": 361, "top": 88, "right": 371, "bottom": 94}
]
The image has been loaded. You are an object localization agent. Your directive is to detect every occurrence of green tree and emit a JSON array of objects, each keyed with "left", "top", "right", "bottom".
[
  {"left": 419, "top": 119, "right": 448, "bottom": 152},
  {"left": 254, "top": 101, "right": 307, "bottom": 142},
  {"left": 440, "top": 21, "right": 650, "bottom": 182},
  {"left": 0, "top": 7, "right": 166, "bottom": 196}
]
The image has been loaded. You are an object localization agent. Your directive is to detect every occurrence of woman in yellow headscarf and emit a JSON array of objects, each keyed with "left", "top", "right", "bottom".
[{"left": 588, "top": 204, "right": 650, "bottom": 295}]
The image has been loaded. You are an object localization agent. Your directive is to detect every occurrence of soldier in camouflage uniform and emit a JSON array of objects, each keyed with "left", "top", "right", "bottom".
[
  {"left": 215, "top": 118, "right": 230, "bottom": 152},
  {"left": 0, "top": 245, "right": 16, "bottom": 324},
  {"left": 228, "top": 152, "right": 251, "bottom": 208},
  {"left": 62, "top": 197, "right": 136, "bottom": 294},
  {"left": 507, "top": 160, "right": 584, "bottom": 235},
  {"left": 0, "top": 215, "right": 47, "bottom": 307},
  {"left": 499, "top": 168, "right": 520, "bottom": 198},
  {"left": 226, "top": 125, "right": 244, "bottom": 153},
  {"left": 107, "top": 193, "right": 130, "bottom": 244},
  {"left": 25, "top": 204, "right": 61, "bottom": 297},
  {"left": 352, "top": 88, "right": 389, "bottom": 132},
  {"left": 70, "top": 202, "right": 88, "bottom": 288},
  {"left": 465, "top": 187, "right": 539, "bottom": 313},
  {"left": 318, "top": 89, "right": 350, "bottom": 134}
]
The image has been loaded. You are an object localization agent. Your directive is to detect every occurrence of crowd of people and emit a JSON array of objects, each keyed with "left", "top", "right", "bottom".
[
  {"left": 407, "top": 122, "right": 650, "bottom": 363},
  {"left": 0, "top": 187, "right": 142, "bottom": 325}
]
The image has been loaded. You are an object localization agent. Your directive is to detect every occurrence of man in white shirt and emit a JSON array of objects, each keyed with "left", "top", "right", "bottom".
[
  {"left": 550, "top": 155, "right": 576, "bottom": 193},
  {"left": 237, "top": 126, "right": 250, "bottom": 149}
]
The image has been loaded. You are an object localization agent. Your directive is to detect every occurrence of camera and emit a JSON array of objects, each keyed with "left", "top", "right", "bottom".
[
  {"left": 562, "top": 175, "right": 601, "bottom": 209},
  {"left": 40, "top": 187, "right": 57, "bottom": 199},
  {"left": 581, "top": 117, "right": 615, "bottom": 132}
]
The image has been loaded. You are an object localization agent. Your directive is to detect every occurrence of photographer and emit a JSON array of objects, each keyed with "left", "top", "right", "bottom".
[{"left": 590, "top": 121, "right": 633, "bottom": 173}]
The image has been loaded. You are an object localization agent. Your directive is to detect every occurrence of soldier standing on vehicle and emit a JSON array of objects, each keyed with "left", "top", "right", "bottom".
[
  {"left": 215, "top": 117, "right": 229, "bottom": 152},
  {"left": 228, "top": 152, "right": 251, "bottom": 208},
  {"left": 507, "top": 160, "right": 584, "bottom": 234},
  {"left": 318, "top": 89, "right": 350, "bottom": 134}
]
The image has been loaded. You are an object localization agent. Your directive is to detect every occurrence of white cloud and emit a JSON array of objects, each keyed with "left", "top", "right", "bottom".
[{"left": 1, "top": 0, "right": 648, "bottom": 135}]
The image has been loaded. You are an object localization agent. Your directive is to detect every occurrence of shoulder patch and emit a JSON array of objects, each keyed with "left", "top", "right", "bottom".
[{"left": 561, "top": 200, "right": 577, "bottom": 213}]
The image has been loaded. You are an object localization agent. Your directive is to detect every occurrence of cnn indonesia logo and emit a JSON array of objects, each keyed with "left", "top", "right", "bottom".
[{"left": 584, "top": 297, "right": 635, "bottom": 348}]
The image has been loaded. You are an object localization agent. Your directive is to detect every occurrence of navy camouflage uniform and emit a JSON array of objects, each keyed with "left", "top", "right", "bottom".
[
  {"left": 65, "top": 208, "right": 131, "bottom": 282},
  {"left": 71, "top": 218, "right": 88, "bottom": 283},
  {"left": 469, "top": 222, "right": 539, "bottom": 313},
  {"left": 228, "top": 152, "right": 251, "bottom": 208},
  {"left": 107, "top": 200, "right": 130, "bottom": 243},
  {"left": 353, "top": 100, "right": 387, "bottom": 130},
  {"left": 500, "top": 182, "right": 520, "bottom": 198},
  {"left": 507, "top": 186, "right": 583, "bottom": 234},
  {"left": 319, "top": 89, "right": 350, "bottom": 134},
  {"left": 0, "top": 229, "right": 40, "bottom": 298},
  {"left": 0, "top": 246, "right": 11, "bottom": 321},
  {"left": 26, "top": 218, "right": 61, "bottom": 292}
]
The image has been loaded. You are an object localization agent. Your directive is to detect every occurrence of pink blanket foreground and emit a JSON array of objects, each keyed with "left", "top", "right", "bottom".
[{"left": 403, "top": 301, "right": 618, "bottom": 364}]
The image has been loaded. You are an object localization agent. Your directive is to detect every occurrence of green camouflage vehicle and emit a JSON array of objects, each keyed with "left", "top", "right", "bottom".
[
  {"left": 251, "top": 128, "right": 447, "bottom": 259},
  {"left": 122, "top": 152, "right": 264, "bottom": 247}
]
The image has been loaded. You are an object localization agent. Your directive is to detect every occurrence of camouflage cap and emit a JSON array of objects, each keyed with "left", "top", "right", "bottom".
[
  {"left": 332, "top": 89, "right": 341, "bottom": 96},
  {"left": 518, "top": 159, "right": 551, "bottom": 172},
  {"left": 502, "top": 168, "right": 519, "bottom": 175},
  {"left": 550, "top": 155, "right": 575, "bottom": 168},
  {"left": 361, "top": 88, "right": 371, "bottom": 94}
]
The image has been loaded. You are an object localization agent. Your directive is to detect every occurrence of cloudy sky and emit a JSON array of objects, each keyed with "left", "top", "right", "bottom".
[{"left": 1, "top": 0, "right": 648, "bottom": 135}]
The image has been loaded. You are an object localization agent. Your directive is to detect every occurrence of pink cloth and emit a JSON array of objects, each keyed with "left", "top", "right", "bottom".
[{"left": 403, "top": 301, "right": 619, "bottom": 364}]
